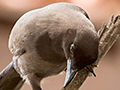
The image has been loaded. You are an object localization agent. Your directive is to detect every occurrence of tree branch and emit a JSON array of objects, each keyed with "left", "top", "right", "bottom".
[
  {"left": 61, "top": 15, "right": 120, "bottom": 90},
  {"left": 0, "top": 61, "right": 25, "bottom": 90}
]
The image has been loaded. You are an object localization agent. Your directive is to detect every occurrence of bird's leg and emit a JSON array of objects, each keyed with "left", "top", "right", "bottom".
[
  {"left": 29, "top": 81, "right": 42, "bottom": 90},
  {"left": 27, "top": 73, "right": 42, "bottom": 90},
  {"left": 85, "top": 65, "right": 96, "bottom": 77},
  {"left": 92, "top": 64, "right": 99, "bottom": 68}
]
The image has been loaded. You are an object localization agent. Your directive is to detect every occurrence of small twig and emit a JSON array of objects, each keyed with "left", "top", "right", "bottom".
[
  {"left": 107, "top": 15, "right": 114, "bottom": 28},
  {"left": 98, "top": 23, "right": 107, "bottom": 40}
]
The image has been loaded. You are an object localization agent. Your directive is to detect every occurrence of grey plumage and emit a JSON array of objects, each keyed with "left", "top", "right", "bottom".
[{"left": 8, "top": 3, "right": 98, "bottom": 90}]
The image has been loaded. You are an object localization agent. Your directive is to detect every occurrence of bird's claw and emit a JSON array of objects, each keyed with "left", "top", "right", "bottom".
[{"left": 85, "top": 65, "right": 96, "bottom": 77}]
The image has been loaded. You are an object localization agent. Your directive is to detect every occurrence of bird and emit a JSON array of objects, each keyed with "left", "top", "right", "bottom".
[{"left": 8, "top": 2, "right": 99, "bottom": 90}]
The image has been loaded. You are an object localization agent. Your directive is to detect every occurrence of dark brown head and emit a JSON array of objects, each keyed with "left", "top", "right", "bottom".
[
  {"left": 64, "top": 27, "right": 99, "bottom": 87},
  {"left": 71, "top": 30, "right": 99, "bottom": 70}
]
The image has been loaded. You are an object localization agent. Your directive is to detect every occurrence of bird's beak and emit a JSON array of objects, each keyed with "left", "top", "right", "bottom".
[{"left": 64, "top": 58, "right": 77, "bottom": 88}]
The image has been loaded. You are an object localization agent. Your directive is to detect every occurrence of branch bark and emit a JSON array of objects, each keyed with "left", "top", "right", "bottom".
[
  {"left": 61, "top": 15, "right": 120, "bottom": 90},
  {"left": 0, "top": 15, "right": 120, "bottom": 90},
  {"left": 0, "top": 61, "right": 25, "bottom": 90}
]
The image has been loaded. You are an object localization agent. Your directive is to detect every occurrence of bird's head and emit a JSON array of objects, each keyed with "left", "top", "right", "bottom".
[{"left": 64, "top": 29, "right": 99, "bottom": 87}]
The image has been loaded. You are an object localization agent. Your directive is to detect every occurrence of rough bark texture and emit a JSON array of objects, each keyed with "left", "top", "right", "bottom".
[{"left": 0, "top": 15, "right": 120, "bottom": 90}]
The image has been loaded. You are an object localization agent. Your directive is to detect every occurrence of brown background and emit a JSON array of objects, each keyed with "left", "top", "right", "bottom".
[{"left": 0, "top": 0, "right": 120, "bottom": 90}]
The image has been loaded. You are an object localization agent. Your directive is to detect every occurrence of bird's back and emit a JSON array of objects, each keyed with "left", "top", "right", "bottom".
[{"left": 9, "top": 3, "right": 93, "bottom": 56}]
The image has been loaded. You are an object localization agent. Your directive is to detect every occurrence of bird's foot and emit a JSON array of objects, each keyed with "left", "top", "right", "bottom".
[{"left": 85, "top": 65, "right": 97, "bottom": 77}]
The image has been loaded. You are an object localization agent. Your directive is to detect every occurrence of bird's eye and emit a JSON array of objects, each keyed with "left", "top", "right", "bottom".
[{"left": 70, "top": 44, "right": 75, "bottom": 53}]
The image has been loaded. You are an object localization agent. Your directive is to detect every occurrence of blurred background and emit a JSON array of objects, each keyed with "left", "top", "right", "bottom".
[{"left": 0, "top": 0, "right": 120, "bottom": 90}]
